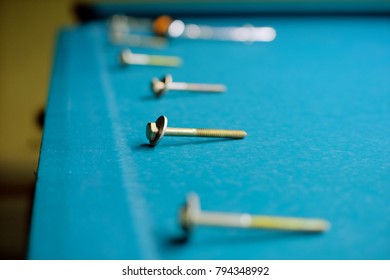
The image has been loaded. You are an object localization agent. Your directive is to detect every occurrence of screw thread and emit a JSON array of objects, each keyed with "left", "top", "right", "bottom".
[
  {"left": 250, "top": 216, "right": 330, "bottom": 232},
  {"left": 165, "top": 127, "right": 246, "bottom": 139},
  {"left": 190, "top": 212, "right": 329, "bottom": 232},
  {"left": 147, "top": 55, "right": 182, "bottom": 66},
  {"left": 195, "top": 128, "right": 246, "bottom": 138},
  {"left": 181, "top": 193, "right": 330, "bottom": 233}
]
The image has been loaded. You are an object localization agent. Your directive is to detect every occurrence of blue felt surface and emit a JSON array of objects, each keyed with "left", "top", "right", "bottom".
[{"left": 29, "top": 15, "right": 390, "bottom": 259}]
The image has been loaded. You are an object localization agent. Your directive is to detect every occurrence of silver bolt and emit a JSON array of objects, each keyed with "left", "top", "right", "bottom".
[
  {"left": 153, "top": 15, "right": 276, "bottom": 42},
  {"left": 110, "top": 15, "right": 167, "bottom": 48},
  {"left": 119, "top": 49, "right": 182, "bottom": 67},
  {"left": 151, "top": 74, "right": 226, "bottom": 97},
  {"left": 146, "top": 115, "right": 247, "bottom": 147},
  {"left": 180, "top": 193, "right": 330, "bottom": 233}
]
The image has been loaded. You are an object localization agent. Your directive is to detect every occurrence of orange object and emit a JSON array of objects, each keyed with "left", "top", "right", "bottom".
[{"left": 153, "top": 15, "right": 174, "bottom": 36}]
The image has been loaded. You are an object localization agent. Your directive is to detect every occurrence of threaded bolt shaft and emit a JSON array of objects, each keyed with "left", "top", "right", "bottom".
[
  {"left": 151, "top": 74, "right": 226, "bottom": 97},
  {"left": 146, "top": 116, "right": 247, "bottom": 146},
  {"left": 165, "top": 127, "right": 246, "bottom": 138},
  {"left": 180, "top": 193, "right": 330, "bottom": 233}
]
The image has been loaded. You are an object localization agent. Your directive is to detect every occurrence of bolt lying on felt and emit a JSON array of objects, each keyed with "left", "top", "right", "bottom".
[
  {"left": 110, "top": 15, "right": 167, "bottom": 48},
  {"left": 146, "top": 115, "right": 247, "bottom": 146},
  {"left": 119, "top": 49, "right": 182, "bottom": 67},
  {"left": 151, "top": 74, "right": 226, "bottom": 97},
  {"left": 180, "top": 193, "right": 330, "bottom": 233},
  {"left": 153, "top": 15, "right": 277, "bottom": 42}
]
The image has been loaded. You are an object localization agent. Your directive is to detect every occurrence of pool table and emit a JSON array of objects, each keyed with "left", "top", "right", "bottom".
[{"left": 29, "top": 2, "right": 390, "bottom": 259}]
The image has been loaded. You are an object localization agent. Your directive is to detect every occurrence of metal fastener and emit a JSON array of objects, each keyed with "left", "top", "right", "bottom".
[
  {"left": 151, "top": 74, "right": 226, "bottom": 97},
  {"left": 153, "top": 15, "right": 276, "bottom": 42},
  {"left": 110, "top": 15, "right": 167, "bottom": 48},
  {"left": 146, "top": 115, "right": 247, "bottom": 146},
  {"left": 180, "top": 193, "right": 330, "bottom": 233},
  {"left": 119, "top": 49, "right": 182, "bottom": 67}
]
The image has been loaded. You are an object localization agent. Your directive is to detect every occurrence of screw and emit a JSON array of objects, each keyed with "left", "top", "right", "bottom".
[
  {"left": 153, "top": 15, "right": 276, "bottom": 42},
  {"left": 110, "top": 16, "right": 167, "bottom": 48},
  {"left": 146, "top": 115, "right": 247, "bottom": 146},
  {"left": 180, "top": 193, "right": 330, "bottom": 233},
  {"left": 119, "top": 49, "right": 182, "bottom": 67},
  {"left": 151, "top": 74, "right": 226, "bottom": 97}
]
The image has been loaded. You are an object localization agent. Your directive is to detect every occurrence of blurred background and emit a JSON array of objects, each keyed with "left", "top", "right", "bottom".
[{"left": 0, "top": 0, "right": 77, "bottom": 259}]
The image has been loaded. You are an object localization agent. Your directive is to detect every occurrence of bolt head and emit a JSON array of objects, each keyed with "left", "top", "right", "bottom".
[
  {"left": 146, "top": 115, "right": 168, "bottom": 146},
  {"left": 146, "top": 122, "right": 159, "bottom": 141},
  {"left": 119, "top": 49, "right": 132, "bottom": 66},
  {"left": 151, "top": 74, "right": 173, "bottom": 97},
  {"left": 180, "top": 192, "right": 201, "bottom": 232},
  {"left": 151, "top": 78, "right": 166, "bottom": 97}
]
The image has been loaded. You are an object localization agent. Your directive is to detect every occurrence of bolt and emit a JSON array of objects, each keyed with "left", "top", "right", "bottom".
[
  {"left": 146, "top": 116, "right": 247, "bottom": 146},
  {"left": 180, "top": 193, "right": 330, "bottom": 233},
  {"left": 151, "top": 74, "right": 226, "bottom": 97},
  {"left": 153, "top": 15, "right": 276, "bottom": 42},
  {"left": 119, "top": 49, "right": 182, "bottom": 67}
]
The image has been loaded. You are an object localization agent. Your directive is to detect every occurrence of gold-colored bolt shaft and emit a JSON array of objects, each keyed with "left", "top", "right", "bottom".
[
  {"left": 165, "top": 127, "right": 246, "bottom": 138},
  {"left": 146, "top": 116, "right": 247, "bottom": 146},
  {"left": 192, "top": 211, "right": 329, "bottom": 232}
]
